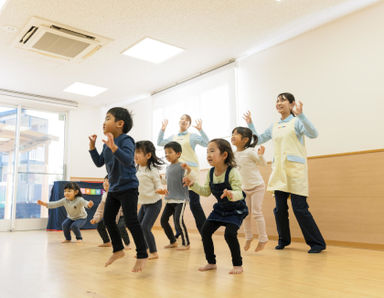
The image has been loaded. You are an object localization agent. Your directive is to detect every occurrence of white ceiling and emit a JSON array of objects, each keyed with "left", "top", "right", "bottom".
[{"left": 0, "top": 0, "right": 379, "bottom": 107}]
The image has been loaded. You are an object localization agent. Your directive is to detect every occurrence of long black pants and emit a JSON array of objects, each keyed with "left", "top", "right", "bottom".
[
  {"left": 104, "top": 189, "right": 148, "bottom": 258},
  {"left": 274, "top": 190, "right": 326, "bottom": 249}
]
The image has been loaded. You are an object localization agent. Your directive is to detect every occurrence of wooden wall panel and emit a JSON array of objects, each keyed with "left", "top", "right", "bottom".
[
  {"left": 73, "top": 150, "right": 384, "bottom": 248},
  {"left": 154, "top": 150, "right": 384, "bottom": 248}
]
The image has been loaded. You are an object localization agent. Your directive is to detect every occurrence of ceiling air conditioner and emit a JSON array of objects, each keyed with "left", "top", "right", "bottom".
[{"left": 14, "top": 17, "right": 111, "bottom": 62}]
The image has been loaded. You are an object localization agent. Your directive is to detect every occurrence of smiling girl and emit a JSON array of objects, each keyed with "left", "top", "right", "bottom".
[
  {"left": 37, "top": 182, "right": 94, "bottom": 243},
  {"left": 183, "top": 139, "right": 248, "bottom": 274}
]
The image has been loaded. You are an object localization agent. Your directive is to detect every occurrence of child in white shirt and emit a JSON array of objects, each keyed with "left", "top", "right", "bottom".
[{"left": 231, "top": 127, "right": 268, "bottom": 252}]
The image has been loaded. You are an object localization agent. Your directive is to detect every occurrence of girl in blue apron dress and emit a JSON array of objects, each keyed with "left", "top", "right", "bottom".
[{"left": 184, "top": 139, "right": 248, "bottom": 274}]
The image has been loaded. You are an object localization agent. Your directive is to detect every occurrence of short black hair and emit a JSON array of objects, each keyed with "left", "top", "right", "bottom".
[
  {"left": 107, "top": 107, "right": 133, "bottom": 133},
  {"left": 104, "top": 175, "right": 108, "bottom": 179},
  {"left": 164, "top": 141, "right": 182, "bottom": 153}
]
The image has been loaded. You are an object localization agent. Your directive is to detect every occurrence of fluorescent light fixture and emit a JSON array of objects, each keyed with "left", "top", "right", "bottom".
[
  {"left": 122, "top": 37, "right": 184, "bottom": 64},
  {"left": 0, "top": 137, "right": 10, "bottom": 142},
  {"left": 64, "top": 82, "right": 107, "bottom": 97}
]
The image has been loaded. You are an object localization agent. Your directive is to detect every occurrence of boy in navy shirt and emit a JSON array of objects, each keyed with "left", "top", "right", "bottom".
[{"left": 89, "top": 107, "right": 148, "bottom": 271}]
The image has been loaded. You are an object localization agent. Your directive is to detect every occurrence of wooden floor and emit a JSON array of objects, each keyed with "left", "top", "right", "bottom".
[{"left": 0, "top": 230, "right": 383, "bottom": 298}]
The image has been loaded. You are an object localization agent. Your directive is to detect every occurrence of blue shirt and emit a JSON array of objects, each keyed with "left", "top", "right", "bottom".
[
  {"left": 157, "top": 129, "right": 209, "bottom": 151},
  {"left": 89, "top": 134, "right": 138, "bottom": 192},
  {"left": 248, "top": 114, "right": 318, "bottom": 145}
]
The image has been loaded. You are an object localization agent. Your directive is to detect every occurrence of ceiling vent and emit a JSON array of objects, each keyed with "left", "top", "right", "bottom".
[{"left": 14, "top": 17, "right": 111, "bottom": 62}]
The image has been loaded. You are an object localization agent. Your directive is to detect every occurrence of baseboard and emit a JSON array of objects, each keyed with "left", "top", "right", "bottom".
[{"left": 153, "top": 226, "right": 384, "bottom": 251}]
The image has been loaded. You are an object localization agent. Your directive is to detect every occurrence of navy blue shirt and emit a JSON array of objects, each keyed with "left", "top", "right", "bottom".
[{"left": 89, "top": 134, "right": 138, "bottom": 192}]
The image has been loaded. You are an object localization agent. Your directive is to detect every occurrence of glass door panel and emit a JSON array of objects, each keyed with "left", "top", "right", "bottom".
[
  {"left": 0, "top": 106, "right": 17, "bottom": 229},
  {"left": 15, "top": 109, "right": 65, "bottom": 220}
]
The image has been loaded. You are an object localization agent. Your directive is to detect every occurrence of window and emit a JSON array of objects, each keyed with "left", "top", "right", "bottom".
[{"left": 152, "top": 66, "right": 236, "bottom": 169}]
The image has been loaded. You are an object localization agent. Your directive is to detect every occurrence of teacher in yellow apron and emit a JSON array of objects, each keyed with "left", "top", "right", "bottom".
[
  {"left": 245, "top": 92, "right": 326, "bottom": 253},
  {"left": 157, "top": 114, "right": 208, "bottom": 235}
]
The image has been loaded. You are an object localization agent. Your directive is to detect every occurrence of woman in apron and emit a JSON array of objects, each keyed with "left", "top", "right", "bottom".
[{"left": 245, "top": 92, "right": 326, "bottom": 253}]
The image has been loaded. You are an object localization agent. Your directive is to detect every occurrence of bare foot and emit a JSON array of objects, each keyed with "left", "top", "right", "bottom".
[
  {"left": 148, "top": 252, "right": 159, "bottom": 260},
  {"left": 176, "top": 245, "right": 190, "bottom": 251},
  {"left": 125, "top": 245, "right": 132, "bottom": 250},
  {"left": 255, "top": 241, "right": 268, "bottom": 252},
  {"left": 244, "top": 239, "right": 253, "bottom": 251},
  {"left": 105, "top": 250, "right": 125, "bottom": 267},
  {"left": 98, "top": 242, "right": 112, "bottom": 247},
  {"left": 229, "top": 266, "right": 243, "bottom": 274},
  {"left": 198, "top": 264, "right": 217, "bottom": 272},
  {"left": 61, "top": 240, "right": 71, "bottom": 243},
  {"left": 164, "top": 242, "right": 178, "bottom": 248},
  {"left": 76, "top": 239, "right": 83, "bottom": 243},
  {"left": 132, "top": 258, "right": 147, "bottom": 272}
]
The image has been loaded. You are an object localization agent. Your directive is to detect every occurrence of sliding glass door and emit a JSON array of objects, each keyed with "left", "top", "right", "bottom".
[
  {"left": 0, "top": 105, "right": 17, "bottom": 230},
  {"left": 0, "top": 105, "right": 66, "bottom": 231}
]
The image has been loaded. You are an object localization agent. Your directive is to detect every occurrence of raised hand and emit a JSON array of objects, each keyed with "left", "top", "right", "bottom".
[
  {"left": 89, "top": 134, "right": 97, "bottom": 150},
  {"left": 102, "top": 133, "right": 118, "bottom": 153},
  {"left": 258, "top": 145, "right": 265, "bottom": 155},
  {"left": 243, "top": 111, "right": 253, "bottom": 124},
  {"left": 181, "top": 163, "right": 192, "bottom": 174},
  {"left": 292, "top": 101, "right": 303, "bottom": 116},
  {"left": 193, "top": 119, "right": 203, "bottom": 131},
  {"left": 161, "top": 119, "right": 168, "bottom": 131},
  {"left": 220, "top": 189, "right": 233, "bottom": 200},
  {"left": 155, "top": 189, "right": 168, "bottom": 195},
  {"left": 88, "top": 201, "right": 94, "bottom": 208}
]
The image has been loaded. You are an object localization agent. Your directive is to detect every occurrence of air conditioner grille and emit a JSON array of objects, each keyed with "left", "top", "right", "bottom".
[{"left": 32, "top": 32, "right": 90, "bottom": 58}]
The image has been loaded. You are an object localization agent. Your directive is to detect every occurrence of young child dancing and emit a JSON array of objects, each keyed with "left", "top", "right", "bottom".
[
  {"left": 37, "top": 182, "right": 94, "bottom": 243},
  {"left": 183, "top": 139, "right": 248, "bottom": 274},
  {"left": 135, "top": 140, "right": 164, "bottom": 259},
  {"left": 231, "top": 127, "right": 268, "bottom": 252},
  {"left": 90, "top": 175, "right": 130, "bottom": 249},
  {"left": 158, "top": 141, "right": 190, "bottom": 250},
  {"left": 89, "top": 107, "right": 148, "bottom": 271}
]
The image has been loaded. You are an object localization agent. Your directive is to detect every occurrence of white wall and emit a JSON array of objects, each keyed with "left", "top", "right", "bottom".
[
  {"left": 126, "top": 97, "right": 153, "bottom": 143},
  {"left": 237, "top": 2, "right": 384, "bottom": 158},
  {"left": 67, "top": 104, "right": 106, "bottom": 179}
]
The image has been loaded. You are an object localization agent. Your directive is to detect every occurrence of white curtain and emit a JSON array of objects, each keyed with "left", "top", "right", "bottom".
[{"left": 152, "top": 65, "right": 236, "bottom": 169}]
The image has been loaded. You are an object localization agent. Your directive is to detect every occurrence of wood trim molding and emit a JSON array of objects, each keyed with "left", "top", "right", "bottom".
[
  {"left": 69, "top": 177, "right": 104, "bottom": 182},
  {"left": 308, "top": 148, "right": 384, "bottom": 159}
]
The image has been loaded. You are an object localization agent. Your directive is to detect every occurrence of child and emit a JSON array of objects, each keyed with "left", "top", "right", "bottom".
[
  {"left": 37, "top": 182, "right": 94, "bottom": 243},
  {"left": 89, "top": 107, "right": 148, "bottom": 271},
  {"left": 158, "top": 141, "right": 190, "bottom": 250},
  {"left": 157, "top": 115, "right": 208, "bottom": 235},
  {"left": 135, "top": 140, "right": 164, "bottom": 260},
  {"left": 90, "top": 175, "right": 131, "bottom": 249},
  {"left": 231, "top": 127, "right": 268, "bottom": 252},
  {"left": 183, "top": 139, "right": 248, "bottom": 274}
]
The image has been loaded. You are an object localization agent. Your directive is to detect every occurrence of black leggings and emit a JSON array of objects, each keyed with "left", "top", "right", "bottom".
[{"left": 201, "top": 220, "right": 242, "bottom": 266}]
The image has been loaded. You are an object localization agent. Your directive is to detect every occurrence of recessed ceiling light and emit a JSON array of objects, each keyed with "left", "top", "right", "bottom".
[
  {"left": 64, "top": 82, "right": 107, "bottom": 97},
  {"left": 122, "top": 37, "right": 184, "bottom": 64}
]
